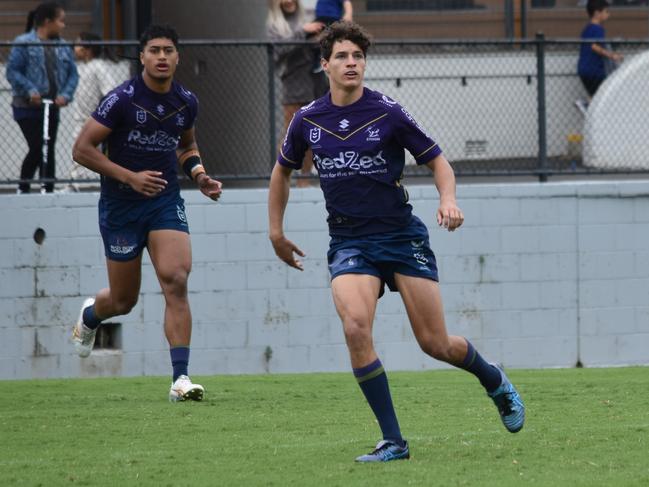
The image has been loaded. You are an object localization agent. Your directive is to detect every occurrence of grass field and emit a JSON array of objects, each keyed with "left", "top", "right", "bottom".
[{"left": 1, "top": 367, "right": 648, "bottom": 486}]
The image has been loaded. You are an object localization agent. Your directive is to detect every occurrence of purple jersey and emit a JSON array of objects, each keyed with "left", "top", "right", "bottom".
[
  {"left": 278, "top": 88, "right": 442, "bottom": 236},
  {"left": 92, "top": 75, "right": 198, "bottom": 200}
]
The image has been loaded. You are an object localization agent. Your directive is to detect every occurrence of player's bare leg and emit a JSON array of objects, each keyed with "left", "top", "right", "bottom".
[
  {"left": 72, "top": 257, "right": 142, "bottom": 357},
  {"left": 148, "top": 229, "right": 203, "bottom": 402},
  {"left": 332, "top": 274, "right": 409, "bottom": 462},
  {"left": 396, "top": 273, "right": 525, "bottom": 432}
]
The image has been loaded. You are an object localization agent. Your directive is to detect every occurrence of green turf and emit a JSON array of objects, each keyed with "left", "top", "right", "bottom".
[{"left": 1, "top": 367, "right": 648, "bottom": 486}]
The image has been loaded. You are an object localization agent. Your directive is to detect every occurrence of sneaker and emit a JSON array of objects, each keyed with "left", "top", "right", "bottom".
[
  {"left": 574, "top": 98, "right": 589, "bottom": 115},
  {"left": 169, "top": 375, "right": 204, "bottom": 402},
  {"left": 72, "top": 297, "right": 97, "bottom": 358},
  {"left": 488, "top": 364, "right": 525, "bottom": 433},
  {"left": 355, "top": 440, "right": 410, "bottom": 463}
]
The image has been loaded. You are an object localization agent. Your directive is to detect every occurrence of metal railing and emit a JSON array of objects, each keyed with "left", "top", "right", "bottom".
[{"left": 1, "top": 36, "right": 648, "bottom": 191}]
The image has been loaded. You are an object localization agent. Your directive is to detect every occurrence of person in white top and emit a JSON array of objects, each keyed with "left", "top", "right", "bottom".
[{"left": 68, "top": 32, "right": 125, "bottom": 189}]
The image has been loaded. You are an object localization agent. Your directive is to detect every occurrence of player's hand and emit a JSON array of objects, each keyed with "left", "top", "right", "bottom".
[
  {"left": 29, "top": 93, "right": 42, "bottom": 106},
  {"left": 196, "top": 173, "right": 222, "bottom": 201},
  {"left": 127, "top": 170, "right": 167, "bottom": 197},
  {"left": 54, "top": 96, "right": 67, "bottom": 107},
  {"left": 270, "top": 234, "right": 305, "bottom": 271},
  {"left": 611, "top": 52, "right": 624, "bottom": 63},
  {"left": 303, "top": 21, "right": 325, "bottom": 35},
  {"left": 436, "top": 200, "right": 464, "bottom": 231}
]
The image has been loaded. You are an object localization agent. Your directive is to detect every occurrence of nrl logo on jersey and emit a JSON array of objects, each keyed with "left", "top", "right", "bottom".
[
  {"left": 366, "top": 126, "right": 380, "bottom": 141},
  {"left": 136, "top": 110, "right": 147, "bottom": 124},
  {"left": 309, "top": 127, "right": 321, "bottom": 144},
  {"left": 176, "top": 114, "right": 185, "bottom": 127}
]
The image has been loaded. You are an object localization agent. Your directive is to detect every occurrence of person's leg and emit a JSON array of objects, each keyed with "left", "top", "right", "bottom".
[
  {"left": 147, "top": 229, "right": 203, "bottom": 401},
  {"left": 72, "top": 256, "right": 142, "bottom": 357},
  {"left": 395, "top": 273, "right": 524, "bottom": 432},
  {"left": 42, "top": 108, "right": 59, "bottom": 193},
  {"left": 16, "top": 117, "right": 42, "bottom": 193},
  {"left": 147, "top": 229, "right": 192, "bottom": 351},
  {"left": 332, "top": 274, "right": 409, "bottom": 460}
]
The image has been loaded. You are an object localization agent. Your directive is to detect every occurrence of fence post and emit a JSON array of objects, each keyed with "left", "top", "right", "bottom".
[
  {"left": 535, "top": 32, "right": 548, "bottom": 182},
  {"left": 520, "top": 0, "right": 527, "bottom": 39},
  {"left": 267, "top": 43, "right": 277, "bottom": 171},
  {"left": 505, "top": 0, "right": 514, "bottom": 39}
]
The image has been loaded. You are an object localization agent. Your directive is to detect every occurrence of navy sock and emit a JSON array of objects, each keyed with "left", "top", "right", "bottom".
[
  {"left": 170, "top": 346, "right": 190, "bottom": 382},
  {"left": 460, "top": 339, "right": 502, "bottom": 392},
  {"left": 82, "top": 305, "right": 103, "bottom": 330},
  {"left": 353, "top": 358, "right": 404, "bottom": 447}
]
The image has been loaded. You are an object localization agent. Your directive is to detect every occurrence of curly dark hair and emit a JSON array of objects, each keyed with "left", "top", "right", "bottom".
[{"left": 319, "top": 21, "right": 372, "bottom": 61}]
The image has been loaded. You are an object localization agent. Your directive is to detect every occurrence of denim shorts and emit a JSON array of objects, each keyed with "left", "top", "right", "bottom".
[
  {"left": 98, "top": 190, "right": 189, "bottom": 261},
  {"left": 327, "top": 215, "right": 438, "bottom": 296}
]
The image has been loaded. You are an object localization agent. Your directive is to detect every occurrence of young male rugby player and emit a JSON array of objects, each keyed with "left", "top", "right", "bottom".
[
  {"left": 268, "top": 21, "right": 525, "bottom": 462},
  {"left": 72, "top": 24, "right": 222, "bottom": 402}
]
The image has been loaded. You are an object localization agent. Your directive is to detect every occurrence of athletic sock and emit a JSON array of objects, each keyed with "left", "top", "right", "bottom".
[
  {"left": 460, "top": 339, "right": 502, "bottom": 393},
  {"left": 82, "top": 305, "right": 103, "bottom": 330},
  {"left": 170, "top": 346, "right": 190, "bottom": 382},
  {"left": 353, "top": 358, "right": 404, "bottom": 447}
]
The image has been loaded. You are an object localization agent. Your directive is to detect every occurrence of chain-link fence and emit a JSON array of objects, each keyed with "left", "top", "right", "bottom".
[{"left": 1, "top": 37, "right": 648, "bottom": 191}]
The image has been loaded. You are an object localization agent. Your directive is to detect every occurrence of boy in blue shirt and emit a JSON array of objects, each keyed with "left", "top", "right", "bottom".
[
  {"left": 576, "top": 0, "right": 623, "bottom": 113},
  {"left": 268, "top": 21, "right": 525, "bottom": 463}
]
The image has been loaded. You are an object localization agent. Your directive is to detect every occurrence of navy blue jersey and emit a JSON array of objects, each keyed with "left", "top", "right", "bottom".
[
  {"left": 578, "top": 23, "right": 606, "bottom": 80},
  {"left": 92, "top": 75, "right": 198, "bottom": 200},
  {"left": 278, "top": 88, "right": 442, "bottom": 236}
]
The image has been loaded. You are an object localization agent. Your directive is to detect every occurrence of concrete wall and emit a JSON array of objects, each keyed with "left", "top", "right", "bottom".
[{"left": 1, "top": 180, "right": 648, "bottom": 380}]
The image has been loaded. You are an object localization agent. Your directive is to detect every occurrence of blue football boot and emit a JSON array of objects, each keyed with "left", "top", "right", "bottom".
[
  {"left": 488, "top": 364, "right": 525, "bottom": 433},
  {"left": 355, "top": 440, "right": 410, "bottom": 463}
]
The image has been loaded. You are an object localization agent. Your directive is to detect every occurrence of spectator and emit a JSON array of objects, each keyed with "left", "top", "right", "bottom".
[
  {"left": 267, "top": 0, "right": 328, "bottom": 186},
  {"left": 67, "top": 32, "right": 119, "bottom": 190},
  {"left": 315, "top": 0, "right": 353, "bottom": 25},
  {"left": 575, "top": 0, "right": 623, "bottom": 114},
  {"left": 6, "top": 2, "right": 78, "bottom": 193}
]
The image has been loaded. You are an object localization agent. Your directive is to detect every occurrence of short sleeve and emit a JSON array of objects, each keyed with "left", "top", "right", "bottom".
[
  {"left": 186, "top": 94, "right": 198, "bottom": 129},
  {"left": 392, "top": 104, "right": 442, "bottom": 165},
  {"left": 278, "top": 111, "right": 307, "bottom": 170},
  {"left": 91, "top": 91, "right": 124, "bottom": 129}
]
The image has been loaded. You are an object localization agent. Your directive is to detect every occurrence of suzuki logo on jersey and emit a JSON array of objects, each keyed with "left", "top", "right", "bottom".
[
  {"left": 156, "top": 104, "right": 165, "bottom": 115},
  {"left": 136, "top": 110, "right": 147, "bottom": 124},
  {"left": 127, "top": 129, "right": 179, "bottom": 151},
  {"left": 309, "top": 127, "right": 321, "bottom": 144},
  {"left": 338, "top": 119, "right": 350, "bottom": 131},
  {"left": 314, "top": 151, "right": 386, "bottom": 171}
]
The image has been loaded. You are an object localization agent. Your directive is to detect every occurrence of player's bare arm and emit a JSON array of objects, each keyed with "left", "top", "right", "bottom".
[
  {"left": 427, "top": 154, "right": 464, "bottom": 231},
  {"left": 268, "top": 162, "right": 305, "bottom": 271},
  {"left": 72, "top": 118, "right": 167, "bottom": 197},
  {"left": 176, "top": 128, "right": 222, "bottom": 201}
]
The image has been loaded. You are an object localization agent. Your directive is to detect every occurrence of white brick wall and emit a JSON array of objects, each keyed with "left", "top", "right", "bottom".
[{"left": 0, "top": 180, "right": 648, "bottom": 379}]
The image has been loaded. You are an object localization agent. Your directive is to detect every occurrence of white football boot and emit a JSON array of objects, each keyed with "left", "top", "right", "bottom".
[
  {"left": 169, "top": 375, "right": 205, "bottom": 402},
  {"left": 72, "top": 297, "right": 97, "bottom": 358}
]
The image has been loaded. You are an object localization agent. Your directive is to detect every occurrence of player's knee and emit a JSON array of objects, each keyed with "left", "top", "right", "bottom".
[
  {"left": 343, "top": 318, "right": 372, "bottom": 348},
  {"left": 112, "top": 295, "right": 138, "bottom": 315},
  {"left": 420, "top": 339, "right": 453, "bottom": 362},
  {"left": 159, "top": 269, "right": 189, "bottom": 297}
]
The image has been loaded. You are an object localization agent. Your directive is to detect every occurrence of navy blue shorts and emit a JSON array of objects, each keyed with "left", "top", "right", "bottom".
[
  {"left": 98, "top": 190, "right": 189, "bottom": 262},
  {"left": 327, "top": 216, "right": 438, "bottom": 296}
]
